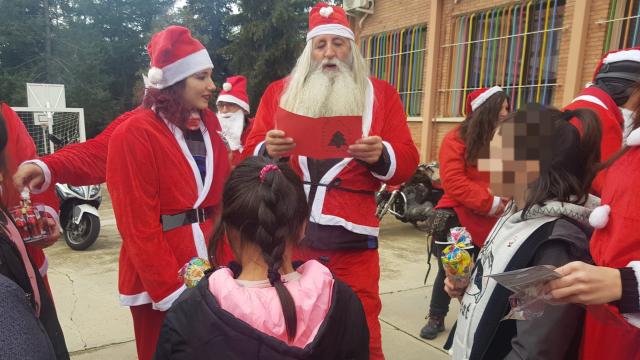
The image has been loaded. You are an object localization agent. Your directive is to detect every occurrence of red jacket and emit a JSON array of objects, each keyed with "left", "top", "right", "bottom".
[
  {"left": 244, "top": 78, "right": 419, "bottom": 243},
  {"left": 581, "top": 138, "right": 640, "bottom": 360},
  {"left": 564, "top": 87, "right": 624, "bottom": 196},
  {"left": 1, "top": 103, "right": 60, "bottom": 278},
  {"left": 436, "top": 127, "right": 498, "bottom": 247},
  {"left": 106, "top": 108, "right": 231, "bottom": 310}
]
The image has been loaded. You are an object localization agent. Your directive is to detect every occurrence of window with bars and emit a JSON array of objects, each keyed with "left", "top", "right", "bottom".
[
  {"left": 441, "top": 0, "right": 566, "bottom": 117},
  {"left": 360, "top": 25, "right": 427, "bottom": 117},
  {"left": 601, "top": 0, "right": 640, "bottom": 52}
]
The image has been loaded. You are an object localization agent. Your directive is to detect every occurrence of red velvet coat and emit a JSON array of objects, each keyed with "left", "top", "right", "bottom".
[
  {"left": 436, "top": 127, "right": 498, "bottom": 247},
  {"left": 106, "top": 108, "right": 230, "bottom": 310}
]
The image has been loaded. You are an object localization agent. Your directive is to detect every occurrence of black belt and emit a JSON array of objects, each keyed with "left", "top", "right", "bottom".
[
  {"left": 161, "top": 206, "right": 215, "bottom": 232},
  {"left": 303, "top": 178, "right": 375, "bottom": 195}
]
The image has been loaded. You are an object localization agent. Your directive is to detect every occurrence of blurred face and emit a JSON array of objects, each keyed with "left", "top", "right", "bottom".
[
  {"left": 477, "top": 120, "right": 540, "bottom": 202},
  {"left": 499, "top": 99, "right": 510, "bottom": 122},
  {"left": 217, "top": 101, "right": 244, "bottom": 114},
  {"left": 311, "top": 35, "right": 352, "bottom": 72},
  {"left": 183, "top": 68, "right": 216, "bottom": 110}
]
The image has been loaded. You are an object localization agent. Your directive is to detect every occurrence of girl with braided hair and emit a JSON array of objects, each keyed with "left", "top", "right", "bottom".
[{"left": 154, "top": 156, "right": 369, "bottom": 359}]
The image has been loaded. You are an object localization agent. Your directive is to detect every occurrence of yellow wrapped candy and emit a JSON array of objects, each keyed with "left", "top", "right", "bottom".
[
  {"left": 441, "top": 227, "right": 473, "bottom": 286},
  {"left": 178, "top": 257, "right": 212, "bottom": 288}
]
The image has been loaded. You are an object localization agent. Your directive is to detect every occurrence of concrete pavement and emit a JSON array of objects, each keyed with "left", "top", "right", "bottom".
[{"left": 44, "top": 189, "right": 458, "bottom": 359}]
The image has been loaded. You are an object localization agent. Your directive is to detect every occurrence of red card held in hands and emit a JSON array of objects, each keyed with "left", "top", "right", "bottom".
[{"left": 274, "top": 107, "right": 362, "bottom": 159}]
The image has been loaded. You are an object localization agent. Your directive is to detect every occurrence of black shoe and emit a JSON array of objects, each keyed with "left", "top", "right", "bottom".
[{"left": 419, "top": 314, "right": 445, "bottom": 340}]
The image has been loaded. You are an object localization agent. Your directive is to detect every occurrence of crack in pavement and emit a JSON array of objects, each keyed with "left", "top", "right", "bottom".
[
  {"left": 379, "top": 317, "right": 448, "bottom": 355},
  {"left": 68, "top": 339, "right": 135, "bottom": 356},
  {"left": 379, "top": 285, "right": 429, "bottom": 295},
  {"left": 51, "top": 268, "right": 88, "bottom": 350}
]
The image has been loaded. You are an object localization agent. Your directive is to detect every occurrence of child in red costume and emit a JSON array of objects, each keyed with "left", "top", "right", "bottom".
[{"left": 106, "top": 26, "right": 232, "bottom": 360}]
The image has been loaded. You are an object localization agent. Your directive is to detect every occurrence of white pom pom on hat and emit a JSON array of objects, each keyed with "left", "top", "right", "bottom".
[
  {"left": 148, "top": 67, "right": 163, "bottom": 85},
  {"left": 589, "top": 205, "right": 611, "bottom": 229},
  {"left": 222, "top": 82, "right": 232, "bottom": 91},
  {"left": 319, "top": 6, "right": 334, "bottom": 18}
]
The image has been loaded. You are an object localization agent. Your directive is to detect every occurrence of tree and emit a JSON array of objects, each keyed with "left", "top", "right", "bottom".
[{"left": 224, "top": 0, "right": 315, "bottom": 114}]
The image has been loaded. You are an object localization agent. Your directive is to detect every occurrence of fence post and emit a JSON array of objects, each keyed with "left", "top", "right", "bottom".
[
  {"left": 562, "top": 0, "right": 592, "bottom": 105},
  {"left": 420, "top": 0, "right": 443, "bottom": 162}
]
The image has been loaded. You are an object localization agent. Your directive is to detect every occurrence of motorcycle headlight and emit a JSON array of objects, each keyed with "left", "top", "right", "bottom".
[
  {"left": 89, "top": 185, "right": 101, "bottom": 198},
  {"left": 68, "top": 186, "right": 85, "bottom": 197}
]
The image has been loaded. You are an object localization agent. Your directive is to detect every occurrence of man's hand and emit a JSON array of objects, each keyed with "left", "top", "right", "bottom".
[
  {"left": 13, "top": 163, "right": 45, "bottom": 192},
  {"left": 348, "top": 136, "right": 383, "bottom": 164},
  {"left": 265, "top": 130, "right": 296, "bottom": 158},
  {"left": 31, "top": 217, "right": 60, "bottom": 249},
  {"left": 544, "top": 261, "right": 623, "bottom": 305}
]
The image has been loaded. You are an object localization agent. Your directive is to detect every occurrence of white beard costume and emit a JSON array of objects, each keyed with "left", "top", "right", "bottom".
[{"left": 217, "top": 110, "right": 245, "bottom": 151}]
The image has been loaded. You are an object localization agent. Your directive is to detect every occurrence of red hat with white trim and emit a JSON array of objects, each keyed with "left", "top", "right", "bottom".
[
  {"left": 592, "top": 47, "right": 640, "bottom": 83},
  {"left": 146, "top": 26, "right": 213, "bottom": 89},
  {"left": 465, "top": 86, "right": 504, "bottom": 115},
  {"left": 306, "top": 3, "right": 354, "bottom": 42},
  {"left": 216, "top": 75, "right": 250, "bottom": 113}
]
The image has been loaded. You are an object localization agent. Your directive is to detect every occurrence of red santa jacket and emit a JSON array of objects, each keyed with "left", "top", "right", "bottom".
[
  {"left": 106, "top": 108, "right": 231, "bottom": 310},
  {"left": 436, "top": 127, "right": 499, "bottom": 247},
  {"left": 564, "top": 87, "right": 624, "bottom": 196},
  {"left": 581, "top": 133, "right": 640, "bottom": 360},
  {"left": 1, "top": 103, "right": 59, "bottom": 278},
  {"left": 243, "top": 77, "right": 419, "bottom": 246}
]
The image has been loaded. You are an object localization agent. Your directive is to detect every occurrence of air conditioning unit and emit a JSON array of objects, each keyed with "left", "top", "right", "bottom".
[{"left": 344, "top": 0, "right": 374, "bottom": 14}]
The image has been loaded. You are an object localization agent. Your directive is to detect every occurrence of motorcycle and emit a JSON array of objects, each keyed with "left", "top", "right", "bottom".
[
  {"left": 55, "top": 183, "right": 102, "bottom": 250},
  {"left": 375, "top": 162, "right": 444, "bottom": 230}
]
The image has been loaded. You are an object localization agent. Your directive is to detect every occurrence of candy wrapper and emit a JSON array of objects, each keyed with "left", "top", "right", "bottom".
[
  {"left": 440, "top": 227, "right": 474, "bottom": 286},
  {"left": 9, "top": 190, "right": 49, "bottom": 244},
  {"left": 178, "top": 257, "right": 212, "bottom": 288}
]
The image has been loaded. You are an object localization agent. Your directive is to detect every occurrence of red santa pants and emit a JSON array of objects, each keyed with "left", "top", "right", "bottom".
[
  {"left": 294, "top": 247, "right": 384, "bottom": 360},
  {"left": 580, "top": 307, "right": 640, "bottom": 360},
  {"left": 130, "top": 304, "right": 166, "bottom": 360}
]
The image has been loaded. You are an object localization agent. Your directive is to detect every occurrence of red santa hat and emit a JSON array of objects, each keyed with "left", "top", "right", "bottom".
[
  {"left": 465, "top": 86, "right": 504, "bottom": 115},
  {"left": 146, "top": 26, "right": 213, "bottom": 89},
  {"left": 216, "top": 75, "right": 250, "bottom": 113},
  {"left": 592, "top": 47, "right": 640, "bottom": 83},
  {"left": 306, "top": 3, "right": 354, "bottom": 42}
]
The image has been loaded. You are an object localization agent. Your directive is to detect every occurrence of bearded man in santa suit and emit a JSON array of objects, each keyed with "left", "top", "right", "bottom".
[{"left": 243, "top": 3, "right": 419, "bottom": 359}]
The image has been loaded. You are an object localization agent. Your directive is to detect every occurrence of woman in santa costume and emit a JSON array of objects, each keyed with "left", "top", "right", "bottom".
[
  {"left": 564, "top": 47, "right": 640, "bottom": 196},
  {"left": 216, "top": 75, "right": 254, "bottom": 167},
  {"left": 420, "top": 87, "right": 509, "bottom": 340},
  {"left": 545, "top": 83, "right": 640, "bottom": 360},
  {"left": 105, "top": 26, "right": 231, "bottom": 360},
  {"left": 244, "top": 4, "right": 420, "bottom": 358}
]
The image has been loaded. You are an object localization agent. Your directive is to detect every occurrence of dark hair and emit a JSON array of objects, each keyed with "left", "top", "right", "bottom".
[
  {"left": 143, "top": 80, "right": 193, "bottom": 130},
  {"left": 208, "top": 156, "right": 309, "bottom": 341},
  {"left": 517, "top": 106, "right": 602, "bottom": 218},
  {"left": 459, "top": 91, "right": 509, "bottom": 163}
]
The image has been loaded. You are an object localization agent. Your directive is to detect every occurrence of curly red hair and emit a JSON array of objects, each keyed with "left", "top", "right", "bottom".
[{"left": 143, "top": 80, "right": 193, "bottom": 130}]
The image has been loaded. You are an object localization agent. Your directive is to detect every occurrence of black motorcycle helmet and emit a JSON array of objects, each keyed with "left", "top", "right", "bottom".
[{"left": 594, "top": 59, "right": 640, "bottom": 106}]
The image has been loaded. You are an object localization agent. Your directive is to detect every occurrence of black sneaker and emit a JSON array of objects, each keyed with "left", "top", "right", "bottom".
[{"left": 419, "top": 314, "right": 445, "bottom": 340}]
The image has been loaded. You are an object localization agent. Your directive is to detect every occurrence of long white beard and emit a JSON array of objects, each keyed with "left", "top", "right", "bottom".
[
  {"left": 217, "top": 110, "right": 245, "bottom": 151},
  {"left": 280, "top": 60, "right": 365, "bottom": 118}
]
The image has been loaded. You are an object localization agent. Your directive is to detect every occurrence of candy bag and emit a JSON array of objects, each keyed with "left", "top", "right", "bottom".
[
  {"left": 440, "top": 227, "right": 473, "bottom": 287},
  {"left": 178, "top": 257, "right": 212, "bottom": 288}
]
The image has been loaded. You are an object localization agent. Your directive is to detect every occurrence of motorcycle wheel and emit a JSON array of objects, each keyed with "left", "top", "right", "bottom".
[{"left": 64, "top": 213, "right": 100, "bottom": 251}]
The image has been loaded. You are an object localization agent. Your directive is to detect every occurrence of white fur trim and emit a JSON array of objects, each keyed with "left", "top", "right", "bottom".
[
  {"left": 147, "top": 67, "right": 163, "bottom": 85},
  {"left": 603, "top": 49, "right": 640, "bottom": 65},
  {"left": 306, "top": 24, "right": 355, "bottom": 42},
  {"left": 589, "top": 204, "right": 611, "bottom": 229},
  {"left": 626, "top": 128, "right": 640, "bottom": 146},
  {"left": 627, "top": 261, "right": 640, "bottom": 321},
  {"left": 222, "top": 82, "right": 232, "bottom": 91},
  {"left": 471, "top": 86, "right": 503, "bottom": 112},
  {"left": 216, "top": 94, "right": 250, "bottom": 113},
  {"left": 38, "top": 257, "right": 49, "bottom": 277},
  {"left": 253, "top": 140, "right": 266, "bottom": 156},
  {"left": 571, "top": 95, "right": 609, "bottom": 111},
  {"left": 487, "top": 196, "right": 502, "bottom": 216},
  {"left": 319, "top": 6, "right": 334, "bottom": 18},
  {"left": 20, "top": 160, "right": 52, "bottom": 194},
  {"left": 152, "top": 285, "right": 187, "bottom": 311},
  {"left": 119, "top": 292, "right": 152, "bottom": 307},
  {"left": 147, "top": 49, "right": 213, "bottom": 89},
  {"left": 371, "top": 141, "right": 397, "bottom": 181},
  {"left": 362, "top": 78, "right": 374, "bottom": 136}
]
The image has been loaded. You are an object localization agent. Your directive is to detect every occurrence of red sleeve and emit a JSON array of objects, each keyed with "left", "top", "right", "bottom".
[
  {"left": 42, "top": 109, "right": 137, "bottom": 186},
  {"left": 242, "top": 82, "right": 282, "bottom": 158},
  {"left": 372, "top": 82, "right": 420, "bottom": 185},
  {"left": 438, "top": 130, "right": 494, "bottom": 213},
  {"left": 107, "top": 120, "right": 183, "bottom": 303}
]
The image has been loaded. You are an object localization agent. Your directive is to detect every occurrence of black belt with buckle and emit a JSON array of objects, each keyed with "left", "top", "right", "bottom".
[{"left": 161, "top": 206, "right": 216, "bottom": 232}]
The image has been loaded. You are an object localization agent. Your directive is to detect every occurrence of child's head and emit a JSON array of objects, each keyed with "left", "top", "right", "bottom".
[
  {"left": 209, "top": 156, "right": 309, "bottom": 341},
  {"left": 477, "top": 104, "right": 601, "bottom": 214},
  {"left": 460, "top": 88, "right": 510, "bottom": 164}
]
